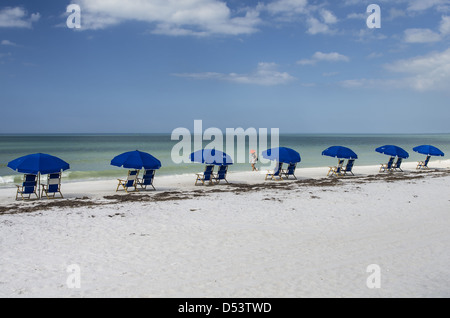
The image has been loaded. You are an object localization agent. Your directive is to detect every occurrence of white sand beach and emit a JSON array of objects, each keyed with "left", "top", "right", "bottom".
[{"left": 1, "top": 160, "right": 450, "bottom": 298}]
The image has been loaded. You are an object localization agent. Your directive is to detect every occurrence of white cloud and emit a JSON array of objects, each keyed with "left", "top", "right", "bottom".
[
  {"left": 306, "top": 17, "right": 330, "bottom": 35},
  {"left": 322, "top": 71, "right": 339, "bottom": 77},
  {"left": 70, "top": 0, "right": 342, "bottom": 36},
  {"left": 298, "top": 52, "right": 350, "bottom": 65},
  {"left": 254, "top": 0, "right": 338, "bottom": 35},
  {"left": 305, "top": 9, "right": 339, "bottom": 35},
  {"left": 387, "top": 8, "right": 407, "bottom": 20},
  {"left": 384, "top": 48, "right": 450, "bottom": 91},
  {"left": 1, "top": 40, "right": 17, "bottom": 46},
  {"left": 72, "top": 0, "right": 261, "bottom": 36},
  {"left": 262, "top": 0, "right": 308, "bottom": 15},
  {"left": 320, "top": 9, "right": 338, "bottom": 24},
  {"left": 174, "top": 62, "right": 295, "bottom": 86},
  {"left": 342, "top": 0, "right": 364, "bottom": 6},
  {"left": 339, "top": 77, "right": 406, "bottom": 90},
  {"left": 341, "top": 48, "right": 450, "bottom": 92},
  {"left": 367, "top": 52, "right": 383, "bottom": 59},
  {"left": 403, "top": 16, "right": 450, "bottom": 43},
  {"left": 407, "top": 0, "right": 449, "bottom": 12},
  {"left": 0, "top": 7, "right": 40, "bottom": 28},
  {"left": 404, "top": 28, "right": 442, "bottom": 43},
  {"left": 440, "top": 15, "right": 450, "bottom": 34},
  {"left": 343, "top": 0, "right": 449, "bottom": 15},
  {"left": 0, "top": 52, "right": 12, "bottom": 59},
  {"left": 314, "top": 52, "right": 349, "bottom": 62},
  {"left": 339, "top": 79, "right": 368, "bottom": 88}
]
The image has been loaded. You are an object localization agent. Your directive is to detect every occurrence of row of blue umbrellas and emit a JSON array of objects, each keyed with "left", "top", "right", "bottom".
[
  {"left": 183, "top": 144, "right": 444, "bottom": 166},
  {"left": 5, "top": 150, "right": 162, "bottom": 184},
  {"left": 6, "top": 151, "right": 162, "bottom": 175},
  {"left": 322, "top": 145, "right": 444, "bottom": 160},
  {"left": 6, "top": 144, "right": 445, "bottom": 177},
  {"left": 5, "top": 149, "right": 230, "bottom": 178}
]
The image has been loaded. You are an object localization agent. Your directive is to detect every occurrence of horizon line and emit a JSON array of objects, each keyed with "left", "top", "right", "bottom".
[{"left": 1, "top": 132, "right": 450, "bottom": 136}]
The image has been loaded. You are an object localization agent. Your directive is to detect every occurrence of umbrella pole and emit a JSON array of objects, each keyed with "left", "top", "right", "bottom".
[{"left": 38, "top": 172, "right": 41, "bottom": 199}]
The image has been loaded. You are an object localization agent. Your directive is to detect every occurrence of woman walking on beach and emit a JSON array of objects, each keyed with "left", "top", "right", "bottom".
[{"left": 250, "top": 150, "right": 258, "bottom": 171}]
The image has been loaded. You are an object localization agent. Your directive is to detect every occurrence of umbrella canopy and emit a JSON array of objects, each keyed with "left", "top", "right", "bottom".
[
  {"left": 375, "top": 145, "right": 409, "bottom": 159},
  {"left": 413, "top": 145, "right": 444, "bottom": 157},
  {"left": 111, "top": 150, "right": 162, "bottom": 170},
  {"left": 190, "top": 149, "right": 233, "bottom": 166},
  {"left": 262, "top": 147, "right": 301, "bottom": 164},
  {"left": 322, "top": 146, "right": 358, "bottom": 159},
  {"left": 8, "top": 153, "right": 70, "bottom": 175}
]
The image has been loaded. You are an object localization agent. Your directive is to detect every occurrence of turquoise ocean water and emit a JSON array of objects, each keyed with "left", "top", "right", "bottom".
[{"left": 1, "top": 134, "right": 449, "bottom": 187}]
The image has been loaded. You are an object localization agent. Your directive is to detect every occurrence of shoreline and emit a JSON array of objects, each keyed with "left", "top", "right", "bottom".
[
  {"left": 1, "top": 160, "right": 449, "bottom": 213},
  {"left": 1, "top": 159, "right": 449, "bottom": 201}
]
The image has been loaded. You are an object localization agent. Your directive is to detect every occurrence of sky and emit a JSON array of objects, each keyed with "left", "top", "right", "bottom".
[{"left": 0, "top": 0, "right": 449, "bottom": 134}]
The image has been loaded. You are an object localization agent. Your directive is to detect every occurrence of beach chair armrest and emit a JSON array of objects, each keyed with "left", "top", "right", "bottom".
[
  {"left": 16, "top": 185, "right": 25, "bottom": 193},
  {"left": 16, "top": 184, "right": 32, "bottom": 191},
  {"left": 117, "top": 179, "right": 129, "bottom": 186}
]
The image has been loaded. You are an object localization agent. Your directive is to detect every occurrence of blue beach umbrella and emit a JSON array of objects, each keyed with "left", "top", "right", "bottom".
[
  {"left": 8, "top": 153, "right": 70, "bottom": 199},
  {"left": 262, "top": 147, "right": 301, "bottom": 164},
  {"left": 111, "top": 150, "right": 162, "bottom": 170},
  {"left": 8, "top": 153, "right": 70, "bottom": 175},
  {"left": 189, "top": 149, "right": 233, "bottom": 166},
  {"left": 413, "top": 145, "right": 444, "bottom": 157},
  {"left": 375, "top": 145, "right": 409, "bottom": 159},
  {"left": 322, "top": 146, "right": 358, "bottom": 160}
]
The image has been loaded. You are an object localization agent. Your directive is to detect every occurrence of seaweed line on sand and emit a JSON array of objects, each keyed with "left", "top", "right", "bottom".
[{"left": 1, "top": 169, "right": 449, "bottom": 215}]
